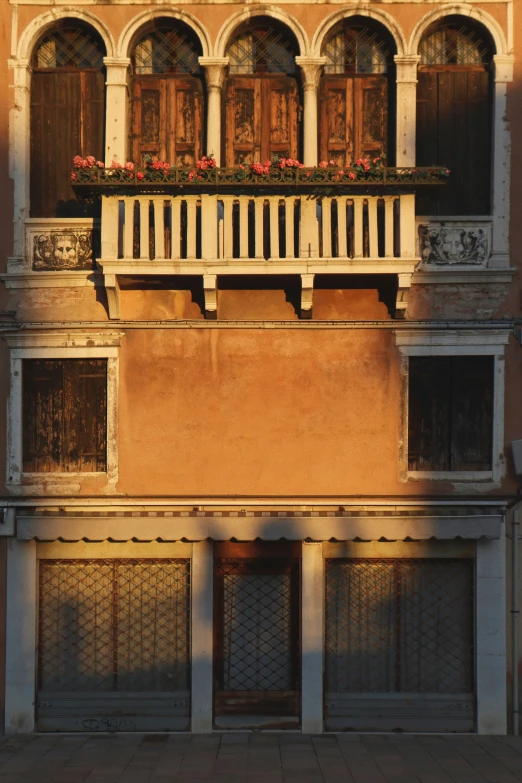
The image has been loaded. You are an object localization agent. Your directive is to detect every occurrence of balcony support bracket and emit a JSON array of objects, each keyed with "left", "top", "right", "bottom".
[
  {"left": 395, "top": 273, "right": 412, "bottom": 319},
  {"left": 204, "top": 274, "right": 218, "bottom": 319},
  {"left": 301, "top": 274, "right": 315, "bottom": 319},
  {"left": 105, "top": 273, "right": 121, "bottom": 320}
]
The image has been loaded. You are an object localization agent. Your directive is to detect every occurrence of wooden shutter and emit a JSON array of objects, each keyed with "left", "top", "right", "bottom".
[
  {"left": 320, "top": 76, "right": 387, "bottom": 166},
  {"left": 451, "top": 356, "right": 493, "bottom": 471},
  {"left": 131, "top": 75, "right": 203, "bottom": 166},
  {"left": 416, "top": 69, "right": 491, "bottom": 215},
  {"left": 225, "top": 76, "right": 299, "bottom": 165},
  {"left": 23, "top": 359, "right": 107, "bottom": 473},
  {"left": 30, "top": 71, "right": 104, "bottom": 218}
]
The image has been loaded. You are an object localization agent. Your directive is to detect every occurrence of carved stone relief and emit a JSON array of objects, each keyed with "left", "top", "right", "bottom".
[
  {"left": 418, "top": 222, "right": 491, "bottom": 268},
  {"left": 32, "top": 229, "right": 93, "bottom": 271}
]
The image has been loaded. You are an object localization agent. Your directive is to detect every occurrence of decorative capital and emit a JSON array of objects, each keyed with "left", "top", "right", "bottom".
[
  {"left": 198, "top": 57, "right": 229, "bottom": 89},
  {"left": 394, "top": 55, "right": 420, "bottom": 83},
  {"left": 103, "top": 57, "right": 131, "bottom": 86},
  {"left": 8, "top": 59, "right": 32, "bottom": 88},
  {"left": 295, "top": 56, "right": 326, "bottom": 89},
  {"left": 493, "top": 54, "right": 514, "bottom": 83}
]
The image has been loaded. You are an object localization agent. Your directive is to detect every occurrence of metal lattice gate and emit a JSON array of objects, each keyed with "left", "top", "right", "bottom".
[
  {"left": 325, "top": 559, "right": 475, "bottom": 732},
  {"left": 37, "top": 559, "right": 190, "bottom": 731},
  {"left": 214, "top": 558, "right": 300, "bottom": 729}
]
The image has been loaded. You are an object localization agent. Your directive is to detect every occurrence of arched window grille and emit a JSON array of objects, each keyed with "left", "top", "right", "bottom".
[
  {"left": 226, "top": 24, "right": 298, "bottom": 74},
  {"left": 33, "top": 24, "right": 105, "bottom": 69},
  {"left": 419, "top": 23, "right": 490, "bottom": 66},
  {"left": 131, "top": 21, "right": 202, "bottom": 75},
  {"left": 323, "top": 24, "right": 390, "bottom": 75}
]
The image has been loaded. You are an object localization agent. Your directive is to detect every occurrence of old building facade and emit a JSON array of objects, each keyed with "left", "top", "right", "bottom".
[{"left": 0, "top": 0, "right": 520, "bottom": 735}]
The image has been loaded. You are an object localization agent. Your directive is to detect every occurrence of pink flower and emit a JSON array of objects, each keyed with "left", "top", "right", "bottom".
[
  {"left": 137, "top": 172, "right": 144, "bottom": 180},
  {"left": 348, "top": 171, "right": 357, "bottom": 180},
  {"left": 111, "top": 159, "right": 122, "bottom": 169},
  {"left": 124, "top": 162, "right": 134, "bottom": 171},
  {"left": 96, "top": 161, "right": 104, "bottom": 168},
  {"left": 72, "top": 155, "right": 83, "bottom": 168},
  {"left": 70, "top": 172, "right": 77, "bottom": 181},
  {"left": 86, "top": 155, "right": 96, "bottom": 166},
  {"left": 446, "top": 169, "right": 451, "bottom": 174},
  {"left": 318, "top": 161, "right": 328, "bottom": 168},
  {"left": 329, "top": 160, "right": 336, "bottom": 166}
]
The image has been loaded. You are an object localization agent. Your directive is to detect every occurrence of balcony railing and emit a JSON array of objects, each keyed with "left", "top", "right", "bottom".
[{"left": 101, "top": 193, "right": 416, "bottom": 264}]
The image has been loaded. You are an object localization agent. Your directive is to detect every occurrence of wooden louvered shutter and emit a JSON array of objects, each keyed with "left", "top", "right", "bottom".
[
  {"left": 225, "top": 77, "right": 259, "bottom": 165},
  {"left": 23, "top": 359, "right": 107, "bottom": 473},
  {"left": 320, "top": 76, "right": 387, "bottom": 166},
  {"left": 30, "top": 71, "right": 104, "bottom": 217},
  {"left": 225, "top": 76, "right": 299, "bottom": 165},
  {"left": 264, "top": 76, "right": 299, "bottom": 161},
  {"left": 416, "top": 69, "right": 491, "bottom": 215},
  {"left": 132, "top": 76, "right": 203, "bottom": 166}
]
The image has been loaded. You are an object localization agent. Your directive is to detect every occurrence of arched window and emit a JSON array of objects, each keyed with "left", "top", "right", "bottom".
[
  {"left": 416, "top": 17, "right": 494, "bottom": 215},
  {"left": 130, "top": 20, "right": 204, "bottom": 166},
  {"left": 224, "top": 19, "right": 301, "bottom": 165},
  {"left": 319, "top": 19, "right": 396, "bottom": 166},
  {"left": 30, "top": 22, "right": 106, "bottom": 217}
]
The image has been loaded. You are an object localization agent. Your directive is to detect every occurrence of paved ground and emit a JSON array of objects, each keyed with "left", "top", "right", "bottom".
[{"left": 2, "top": 733, "right": 522, "bottom": 783}]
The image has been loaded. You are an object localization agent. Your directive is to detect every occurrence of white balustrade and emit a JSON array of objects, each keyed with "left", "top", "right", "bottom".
[{"left": 101, "top": 193, "right": 415, "bottom": 263}]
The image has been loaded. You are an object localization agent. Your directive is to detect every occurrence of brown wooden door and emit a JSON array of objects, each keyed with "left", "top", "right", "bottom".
[
  {"left": 30, "top": 70, "right": 104, "bottom": 217},
  {"left": 416, "top": 68, "right": 491, "bottom": 215},
  {"left": 214, "top": 543, "right": 300, "bottom": 728},
  {"left": 131, "top": 75, "right": 203, "bottom": 166},
  {"left": 225, "top": 75, "right": 299, "bottom": 165},
  {"left": 320, "top": 75, "right": 387, "bottom": 166}
]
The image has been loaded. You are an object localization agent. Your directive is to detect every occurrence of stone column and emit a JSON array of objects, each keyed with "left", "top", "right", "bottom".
[
  {"left": 489, "top": 55, "right": 514, "bottom": 269},
  {"left": 198, "top": 57, "right": 229, "bottom": 166},
  {"left": 295, "top": 57, "right": 326, "bottom": 167},
  {"left": 394, "top": 56, "right": 420, "bottom": 167},
  {"left": 104, "top": 58, "right": 131, "bottom": 166},
  {"left": 301, "top": 542, "right": 324, "bottom": 733},
  {"left": 476, "top": 531, "right": 507, "bottom": 734},
  {"left": 5, "top": 539, "right": 37, "bottom": 734},
  {"left": 191, "top": 540, "right": 214, "bottom": 732},
  {"left": 7, "top": 59, "right": 31, "bottom": 265}
]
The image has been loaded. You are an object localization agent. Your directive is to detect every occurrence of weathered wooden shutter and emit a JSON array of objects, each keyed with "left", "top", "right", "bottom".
[
  {"left": 23, "top": 359, "right": 107, "bottom": 473},
  {"left": 30, "top": 71, "right": 104, "bottom": 218},
  {"left": 320, "top": 76, "right": 387, "bottom": 166},
  {"left": 131, "top": 76, "right": 203, "bottom": 166},
  {"left": 416, "top": 69, "right": 491, "bottom": 215},
  {"left": 225, "top": 76, "right": 299, "bottom": 165},
  {"left": 408, "top": 356, "right": 493, "bottom": 472}
]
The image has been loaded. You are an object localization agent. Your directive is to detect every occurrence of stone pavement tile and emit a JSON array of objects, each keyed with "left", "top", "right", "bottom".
[
  {"left": 390, "top": 738, "right": 453, "bottom": 783},
  {"left": 444, "top": 737, "right": 521, "bottom": 783},
  {"left": 360, "top": 737, "right": 420, "bottom": 783},
  {"left": 495, "top": 736, "right": 522, "bottom": 755},
  {"left": 116, "top": 773, "right": 151, "bottom": 783},
  {"left": 418, "top": 736, "right": 488, "bottom": 783},
  {"left": 280, "top": 773, "right": 324, "bottom": 783},
  {"left": 83, "top": 775, "right": 122, "bottom": 783},
  {"left": 49, "top": 771, "right": 91, "bottom": 783},
  {"left": 473, "top": 737, "right": 522, "bottom": 776},
  {"left": 336, "top": 737, "right": 387, "bottom": 783}
]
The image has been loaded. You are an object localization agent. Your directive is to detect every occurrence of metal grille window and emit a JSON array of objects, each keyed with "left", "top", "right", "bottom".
[
  {"left": 326, "top": 559, "right": 474, "bottom": 694},
  {"left": 38, "top": 559, "right": 190, "bottom": 693},
  {"left": 132, "top": 21, "right": 201, "bottom": 75},
  {"left": 215, "top": 558, "right": 299, "bottom": 693},
  {"left": 419, "top": 23, "right": 490, "bottom": 66},
  {"left": 227, "top": 24, "right": 297, "bottom": 74},
  {"left": 323, "top": 24, "right": 390, "bottom": 74},
  {"left": 408, "top": 356, "right": 494, "bottom": 472},
  {"left": 34, "top": 23, "right": 105, "bottom": 69}
]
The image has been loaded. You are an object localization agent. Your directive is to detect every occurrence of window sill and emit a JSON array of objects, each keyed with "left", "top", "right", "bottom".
[{"left": 408, "top": 470, "right": 493, "bottom": 482}]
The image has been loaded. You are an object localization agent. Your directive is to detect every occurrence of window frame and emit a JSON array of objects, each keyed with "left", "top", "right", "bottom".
[
  {"left": 395, "top": 329, "right": 509, "bottom": 483},
  {"left": 4, "top": 332, "right": 122, "bottom": 490}
]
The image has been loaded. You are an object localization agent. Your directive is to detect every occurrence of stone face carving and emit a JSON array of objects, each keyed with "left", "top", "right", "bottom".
[
  {"left": 32, "top": 230, "right": 93, "bottom": 271},
  {"left": 418, "top": 223, "right": 491, "bottom": 267}
]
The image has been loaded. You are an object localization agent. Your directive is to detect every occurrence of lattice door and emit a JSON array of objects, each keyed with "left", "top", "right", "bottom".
[
  {"left": 214, "top": 558, "right": 300, "bottom": 725},
  {"left": 325, "top": 558, "right": 475, "bottom": 732},
  {"left": 37, "top": 559, "right": 191, "bottom": 731}
]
